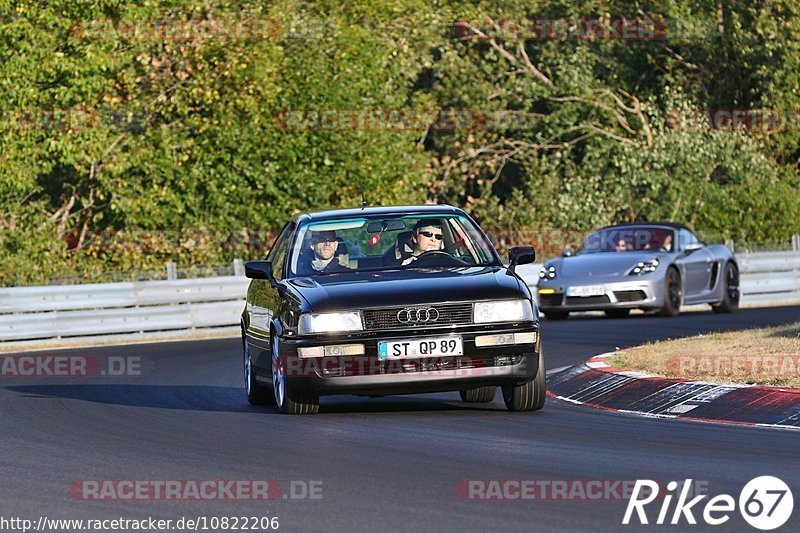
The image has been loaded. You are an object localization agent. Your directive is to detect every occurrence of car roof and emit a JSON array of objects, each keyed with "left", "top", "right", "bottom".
[
  {"left": 600, "top": 221, "right": 693, "bottom": 233},
  {"left": 297, "top": 204, "right": 465, "bottom": 222}
]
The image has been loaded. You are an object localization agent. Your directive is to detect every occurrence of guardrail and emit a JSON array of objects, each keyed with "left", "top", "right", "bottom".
[
  {"left": 0, "top": 277, "right": 249, "bottom": 342},
  {"left": 736, "top": 251, "right": 800, "bottom": 306},
  {"left": 1, "top": 252, "right": 799, "bottom": 343}
]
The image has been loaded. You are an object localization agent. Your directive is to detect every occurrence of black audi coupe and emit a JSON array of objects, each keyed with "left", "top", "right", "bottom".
[{"left": 241, "top": 205, "right": 543, "bottom": 414}]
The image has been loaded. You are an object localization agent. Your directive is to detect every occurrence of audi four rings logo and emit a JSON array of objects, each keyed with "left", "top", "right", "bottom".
[{"left": 397, "top": 307, "right": 440, "bottom": 323}]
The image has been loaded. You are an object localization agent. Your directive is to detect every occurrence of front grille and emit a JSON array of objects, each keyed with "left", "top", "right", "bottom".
[
  {"left": 362, "top": 303, "right": 473, "bottom": 330},
  {"left": 614, "top": 290, "right": 646, "bottom": 302},
  {"left": 320, "top": 355, "right": 523, "bottom": 377},
  {"left": 565, "top": 295, "right": 611, "bottom": 305}
]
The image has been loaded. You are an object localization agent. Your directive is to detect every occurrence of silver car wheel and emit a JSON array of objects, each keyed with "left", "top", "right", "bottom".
[{"left": 727, "top": 263, "right": 740, "bottom": 303}]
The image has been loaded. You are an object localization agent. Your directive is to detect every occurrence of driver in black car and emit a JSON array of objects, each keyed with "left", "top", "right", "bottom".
[{"left": 400, "top": 220, "right": 445, "bottom": 266}]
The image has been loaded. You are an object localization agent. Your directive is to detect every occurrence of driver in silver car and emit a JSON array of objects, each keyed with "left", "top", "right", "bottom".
[{"left": 400, "top": 220, "right": 445, "bottom": 266}]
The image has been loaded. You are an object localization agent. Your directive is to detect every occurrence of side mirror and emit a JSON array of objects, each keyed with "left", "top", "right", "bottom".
[
  {"left": 508, "top": 246, "right": 536, "bottom": 272},
  {"left": 561, "top": 247, "right": 573, "bottom": 257},
  {"left": 245, "top": 260, "right": 275, "bottom": 284},
  {"left": 684, "top": 242, "right": 704, "bottom": 253}
]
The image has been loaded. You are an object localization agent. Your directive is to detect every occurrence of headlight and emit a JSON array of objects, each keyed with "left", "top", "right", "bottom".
[
  {"left": 474, "top": 300, "right": 533, "bottom": 324},
  {"left": 629, "top": 258, "right": 660, "bottom": 275},
  {"left": 539, "top": 265, "right": 556, "bottom": 279},
  {"left": 298, "top": 312, "right": 363, "bottom": 334}
]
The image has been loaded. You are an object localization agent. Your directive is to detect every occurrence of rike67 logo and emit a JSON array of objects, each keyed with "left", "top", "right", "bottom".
[{"left": 623, "top": 476, "right": 794, "bottom": 530}]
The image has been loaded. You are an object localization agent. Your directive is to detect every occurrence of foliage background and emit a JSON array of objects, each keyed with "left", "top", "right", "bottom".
[{"left": 1, "top": 0, "right": 798, "bottom": 285}]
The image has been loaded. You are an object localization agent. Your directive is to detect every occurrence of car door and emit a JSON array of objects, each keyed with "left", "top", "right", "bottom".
[
  {"left": 675, "top": 229, "right": 713, "bottom": 300},
  {"left": 246, "top": 222, "right": 294, "bottom": 369}
]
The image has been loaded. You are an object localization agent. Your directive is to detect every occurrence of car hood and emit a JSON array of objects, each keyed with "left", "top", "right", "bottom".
[
  {"left": 552, "top": 252, "right": 666, "bottom": 278},
  {"left": 286, "top": 266, "right": 524, "bottom": 312}
]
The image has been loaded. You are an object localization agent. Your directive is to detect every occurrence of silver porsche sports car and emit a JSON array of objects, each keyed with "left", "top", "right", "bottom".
[{"left": 536, "top": 223, "right": 739, "bottom": 319}]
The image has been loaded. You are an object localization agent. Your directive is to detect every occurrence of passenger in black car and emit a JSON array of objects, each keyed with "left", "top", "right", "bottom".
[{"left": 298, "top": 229, "right": 351, "bottom": 275}]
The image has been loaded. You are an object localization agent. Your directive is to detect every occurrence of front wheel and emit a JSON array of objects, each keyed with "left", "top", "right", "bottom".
[
  {"left": 272, "top": 335, "right": 319, "bottom": 415},
  {"left": 712, "top": 262, "right": 740, "bottom": 313},
  {"left": 657, "top": 267, "right": 682, "bottom": 317},
  {"left": 502, "top": 349, "right": 546, "bottom": 412},
  {"left": 243, "top": 331, "right": 273, "bottom": 405}
]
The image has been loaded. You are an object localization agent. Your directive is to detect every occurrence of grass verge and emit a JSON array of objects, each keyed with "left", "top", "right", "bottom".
[{"left": 609, "top": 322, "right": 800, "bottom": 388}]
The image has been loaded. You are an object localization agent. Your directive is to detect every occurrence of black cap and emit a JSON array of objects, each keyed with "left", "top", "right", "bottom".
[{"left": 310, "top": 229, "right": 338, "bottom": 241}]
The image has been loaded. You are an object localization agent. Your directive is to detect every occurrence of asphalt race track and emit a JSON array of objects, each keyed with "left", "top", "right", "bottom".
[{"left": 2, "top": 307, "right": 799, "bottom": 532}]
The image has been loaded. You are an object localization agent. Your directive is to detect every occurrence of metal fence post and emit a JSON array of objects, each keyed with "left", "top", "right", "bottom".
[
  {"left": 725, "top": 239, "right": 735, "bottom": 253},
  {"left": 166, "top": 262, "right": 177, "bottom": 280},
  {"left": 233, "top": 258, "right": 245, "bottom": 277},
  {"left": 793, "top": 235, "right": 799, "bottom": 252}
]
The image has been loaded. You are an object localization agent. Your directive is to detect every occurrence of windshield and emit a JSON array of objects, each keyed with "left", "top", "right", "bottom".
[
  {"left": 579, "top": 226, "right": 675, "bottom": 254},
  {"left": 287, "top": 214, "right": 500, "bottom": 276}
]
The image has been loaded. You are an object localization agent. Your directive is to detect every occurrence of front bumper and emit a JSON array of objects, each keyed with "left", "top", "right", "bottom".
[
  {"left": 536, "top": 277, "right": 664, "bottom": 312},
  {"left": 257, "top": 323, "right": 540, "bottom": 396}
]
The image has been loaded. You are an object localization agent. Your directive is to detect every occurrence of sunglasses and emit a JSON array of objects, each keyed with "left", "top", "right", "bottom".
[{"left": 418, "top": 231, "right": 443, "bottom": 240}]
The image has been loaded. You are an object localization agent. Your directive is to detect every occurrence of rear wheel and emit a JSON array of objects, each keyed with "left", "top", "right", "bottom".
[
  {"left": 272, "top": 335, "right": 319, "bottom": 415},
  {"left": 604, "top": 309, "right": 631, "bottom": 318},
  {"left": 657, "top": 267, "right": 682, "bottom": 317},
  {"left": 543, "top": 311, "right": 569, "bottom": 320},
  {"left": 503, "top": 349, "right": 546, "bottom": 412},
  {"left": 712, "top": 262, "right": 740, "bottom": 313},
  {"left": 243, "top": 330, "right": 273, "bottom": 405},
  {"left": 459, "top": 386, "right": 496, "bottom": 403}
]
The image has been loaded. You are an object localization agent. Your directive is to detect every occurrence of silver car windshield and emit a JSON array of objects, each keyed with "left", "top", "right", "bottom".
[
  {"left": 288, "top": 214, "right": 499, "bottom": 276},
  {"left": 579, "top": 226, "right": 675, "bottom": 253}
]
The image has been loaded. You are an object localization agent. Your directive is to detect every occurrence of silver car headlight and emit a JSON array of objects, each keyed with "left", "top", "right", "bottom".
[
  {"left": 474, "top": 300, "right": 533, "bottom": 324},
  {"left": 539, "top": 265, "right": 556, "bottom": 279},
  {"left": 298, "top": 312, "right": 363, "bottom": 334},
  {"left": 629, "top": 258, "right": 660, "bottom": 275}
]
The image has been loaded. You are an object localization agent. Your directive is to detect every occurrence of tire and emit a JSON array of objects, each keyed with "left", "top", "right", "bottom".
[
  {"left": 657, "top": 266, "right": 682, "bottom": 317},
  {"left": 243, "top": 330, "right": 274, "bottom": 405},
  {"left": 604, "top": 309, "right": 631, "bottom": 318},
  {"left": 502, "top": 349, "right": 546, "bottom": 412},
  {"left": 459, "top": 386, "right": 496, "bottom": 403},
  {"left": 712, "top": 262, "right": 740, "bottom": 313},
  {"left": 543, "top": 311, "right": 569, "bottom": 320},
  {"left": 272, "top": 334, "right": 319, "bottom": 415}
]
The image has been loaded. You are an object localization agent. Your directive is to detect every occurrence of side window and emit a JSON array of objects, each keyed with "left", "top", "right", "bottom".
[
  {"left": 267, "top": 223, "right": 294, "bottom": 281},
  {"left": 678, "top": 229, "right": 699, "bottom": 251},
  {"left": 447, "top": 218, "right": 478, "bottom": 263}
]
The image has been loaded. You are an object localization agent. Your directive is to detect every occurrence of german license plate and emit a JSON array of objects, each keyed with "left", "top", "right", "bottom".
[
  {"left": 566, "top": 285, "right": 605, "bottom": 297},
  {"left": 378, "top": 337, "right": 463, "bottom": 360}
]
